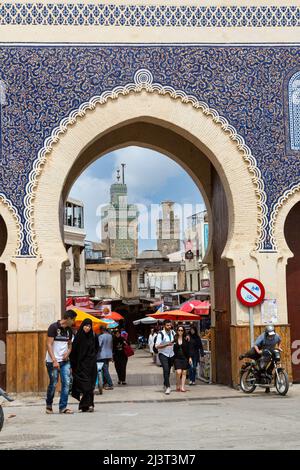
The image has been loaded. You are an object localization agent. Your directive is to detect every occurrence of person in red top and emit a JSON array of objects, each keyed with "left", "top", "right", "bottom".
[{"left": 120, "top": 327, "right": 128, "bottom": 341}]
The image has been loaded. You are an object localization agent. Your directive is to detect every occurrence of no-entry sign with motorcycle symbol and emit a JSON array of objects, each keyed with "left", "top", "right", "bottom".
[
  {"left": 236, "top": 278, "right": 266, "bottom": 347},
  {"left": 236, "top": 278, "right": 265, "bottom": 308}
]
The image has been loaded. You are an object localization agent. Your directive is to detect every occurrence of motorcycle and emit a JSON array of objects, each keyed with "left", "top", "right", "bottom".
[
  {"left": 137, "top": 335, "right": 147, "bottom": 349},
  {"left": 0, "top": 388, "right": 14, "bottom": 431},
  {"left": 239, "top": 348, "right": 289, "bottom": 396}
]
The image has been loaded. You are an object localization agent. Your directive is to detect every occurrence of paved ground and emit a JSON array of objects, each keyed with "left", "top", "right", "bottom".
[{"left": 1, "top": 350, "right": 300, "bottom": 450}]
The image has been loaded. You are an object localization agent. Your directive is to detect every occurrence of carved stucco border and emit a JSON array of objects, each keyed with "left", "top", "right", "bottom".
[
  {"left": 24, "top": 68, "right": 268, "bottom": 256},
  {"left": 0, "top": 193, "right": 23, "bottom": 256},
  {"left": 269, "top": 183, "right": 300, "bottom": 250}
]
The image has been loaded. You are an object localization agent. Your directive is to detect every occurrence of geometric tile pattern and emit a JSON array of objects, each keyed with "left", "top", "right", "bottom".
[
  {"left": 0, "top": 45, "right": 300, "bottom": 253},
  {"left": 1, "top": 3, "right": 300, "bottom": 28},
  {"left": 289, "top": 71, "right": 300, "bottom": 150}
]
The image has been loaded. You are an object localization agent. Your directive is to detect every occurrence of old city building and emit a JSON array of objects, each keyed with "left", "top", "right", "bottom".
[
  {"left": 137, "top": 249, "right": 185, "bottom": 300},
  {"left": 156, "top": 201, "right": 181, "bottom": 257},
  {"left": 64, "top": 198, "right": 86, "bottom": 297},
  {"left": 184, "top": 211, "right": 210, "bottom": 293}
]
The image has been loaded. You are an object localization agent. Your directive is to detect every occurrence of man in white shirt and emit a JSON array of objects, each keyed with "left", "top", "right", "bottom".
[{"left": 155, "top": 320, "right": 175, "bottom": 394}]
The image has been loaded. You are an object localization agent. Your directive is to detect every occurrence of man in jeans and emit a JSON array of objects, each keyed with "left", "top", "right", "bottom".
[
  {"left": 156, "top": 320, "right": 175, "bottom": 395},
  {"left": 97, "top": 327, "right": 114, "bottom": 390},
  {"left": 45, "top": 310, "right": 77, "bottom": 414}
]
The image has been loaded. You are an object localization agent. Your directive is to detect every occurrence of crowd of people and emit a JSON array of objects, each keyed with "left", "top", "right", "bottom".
[
  {"left": 45, "top": 310, "right": 284, "bottom": 414},
  {"left": 44, "top": 311, "right": 206, "bottom": 414},
  {"left": 45, "top": 311, "right": 131, "bottom": 414},
  {"left": 148, "top": 321, "right": 205, "bottom": 394}
]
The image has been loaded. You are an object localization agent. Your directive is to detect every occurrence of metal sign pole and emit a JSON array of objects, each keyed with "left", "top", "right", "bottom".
[{"left": 249, "top": 307, "right": 254, "bottom": 347}]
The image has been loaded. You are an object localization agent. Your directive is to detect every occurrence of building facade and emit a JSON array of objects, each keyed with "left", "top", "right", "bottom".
[
  {"left": 64, "top": 198, "right": 86, "bottom": 296},
  {"left": 1, "top": 1, "right": 300, "bottom": 390},
  {"left": 157, "top": 201, "right": 181, "bottom": 257},
  {"left": 137, "top": 250, "right": 185, "bottom": 300},
  {"left": 185, "top": 211, "right": 210, "bottom": 292},
  {"left": 86, "top": 260, "right": 139, "bottom": 301}
]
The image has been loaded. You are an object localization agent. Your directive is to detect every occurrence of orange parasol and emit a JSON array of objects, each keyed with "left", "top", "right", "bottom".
[
  {"left": 71, "top": 307, "right": 108, "bottom": 334},
  {"left": 148, "top": 310, "right": 201, "bottom": 321}
]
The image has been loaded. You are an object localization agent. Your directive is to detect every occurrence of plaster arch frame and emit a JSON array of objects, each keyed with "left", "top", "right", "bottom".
[
  {"left": 30, "top": 70, "right": 262, "bottom": 267},
  {"left": 273, "top": 187, "right": 300, "bottom": 261},
  {"left": 0, "top": 194, "right": 22, "bottom": 263},
  {"left": 33, "top": 94, "right": 259, "bottom": 265}
]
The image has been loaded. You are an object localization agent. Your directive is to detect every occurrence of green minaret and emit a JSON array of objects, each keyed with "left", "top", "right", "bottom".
[{"left": 101, "top": 164, "right": 139, "bottom": 260}]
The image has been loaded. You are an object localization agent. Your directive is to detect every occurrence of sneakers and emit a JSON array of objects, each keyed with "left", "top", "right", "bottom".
[
  {"left": 45, "top": 407, "right": 53, "bottom": 414},
  {"left": 104, "top": 385, "right": 114, "bottom": 390},
  {"left": 165, "top": 387, "right": 171, "bottom": 395}
]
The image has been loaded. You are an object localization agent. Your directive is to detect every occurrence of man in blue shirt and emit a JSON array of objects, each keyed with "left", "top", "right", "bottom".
[
  {"left": 254, "top": 327, "right": 281, "bottom": 353},
  {"left": 239, "top": 325, "right": 282, "bottom": 393},
  {"left": 240, "top": 325, "right": 282, "bottom": 359},
  {"left": 97, "top": 327, "right": 114, "bottom": 390}
]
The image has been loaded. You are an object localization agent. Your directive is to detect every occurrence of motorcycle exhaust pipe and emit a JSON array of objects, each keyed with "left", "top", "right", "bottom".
[{"left": 0, "top": 388, "right": 14, "bottom": 402}]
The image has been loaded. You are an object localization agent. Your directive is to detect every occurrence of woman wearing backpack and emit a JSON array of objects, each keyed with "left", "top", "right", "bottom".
[{"left": 173, "top": 325, "right": 192, "bottom": 392}]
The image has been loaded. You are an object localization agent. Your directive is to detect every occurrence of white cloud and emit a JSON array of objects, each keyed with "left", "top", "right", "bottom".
[
  {"left": 110, "top": 146, "right": 183, "bottom": 203},
  {"left": 69, "top": 146, "right": 205, "bottom": 245}
]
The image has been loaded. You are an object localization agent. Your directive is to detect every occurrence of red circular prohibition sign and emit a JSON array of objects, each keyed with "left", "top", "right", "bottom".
[{"left": 236, "top": 278, "right": 265, "bottom": 307}]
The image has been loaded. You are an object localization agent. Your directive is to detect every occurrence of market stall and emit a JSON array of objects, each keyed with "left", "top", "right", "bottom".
[{"left": 198, "top": 329, "right": 212, "bottom": 383}]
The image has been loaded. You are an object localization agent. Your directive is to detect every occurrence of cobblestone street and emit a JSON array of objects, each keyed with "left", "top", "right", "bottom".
[{"left": 1, "top": 351, "right": 299, "bottom": 450}]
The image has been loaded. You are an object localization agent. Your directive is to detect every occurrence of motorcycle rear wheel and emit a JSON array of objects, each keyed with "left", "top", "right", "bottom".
[
  {"left": 0, "top": 405, "right": 4, "bottom": 432},
  {"left": 240, "top": 369, "right": 257, "bottom": 393},
  {"left": 275, "top": 370, "right": 289, "bottom": 396}
]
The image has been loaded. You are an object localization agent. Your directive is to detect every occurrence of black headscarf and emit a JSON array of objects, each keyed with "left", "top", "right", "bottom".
[{"left": 70, "top": 318, "right": 99, "bottom": 398}]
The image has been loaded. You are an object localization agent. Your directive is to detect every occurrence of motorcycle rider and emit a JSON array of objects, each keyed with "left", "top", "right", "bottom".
[{"left": 239, "top": 325, "right": 282, "bottom": 393}]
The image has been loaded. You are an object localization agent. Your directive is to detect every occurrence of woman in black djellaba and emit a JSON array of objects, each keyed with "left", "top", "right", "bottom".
[
  {"left": 113, "top": 329, "right": 128, "bottom": 385},
  {"left": 70, "top": 318, "right": 99, "bottom": 412}
]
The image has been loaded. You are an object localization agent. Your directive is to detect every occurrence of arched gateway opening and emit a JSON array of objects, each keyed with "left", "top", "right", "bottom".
[
  {"left": 0, "top": 215, "right": 8, "bottom": 388},
  {"left": 0, "top": 216, "right": 8, "bottom": 388},
  {"left": 62, "top": 121, "right": 232, "bottom": 384},
  {"left": 285, "top": 201, "right": 300, "bottom": 382},
  {"left": 8, "top": 91, "right": 261, "bottom": 391}
]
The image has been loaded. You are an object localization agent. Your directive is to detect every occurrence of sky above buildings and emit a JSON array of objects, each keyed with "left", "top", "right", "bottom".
[{"left": 70, "top": 146, "right": 205, "bottom": 253}]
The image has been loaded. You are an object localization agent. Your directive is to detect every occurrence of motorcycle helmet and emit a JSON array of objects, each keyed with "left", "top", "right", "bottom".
[{"left": 264, "top": 324, "right": 275, "bottom": 336}]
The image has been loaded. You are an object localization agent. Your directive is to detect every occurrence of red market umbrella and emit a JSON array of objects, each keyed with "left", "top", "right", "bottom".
[
  {"left": 181, "top": 300, "right": 210, "bottom": 316},
  {"left": 148, "top": 310, "right": 201, "bottom": 321},
  {"left": 104, "top": 311, "right": 124, "bottom": 321}
]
